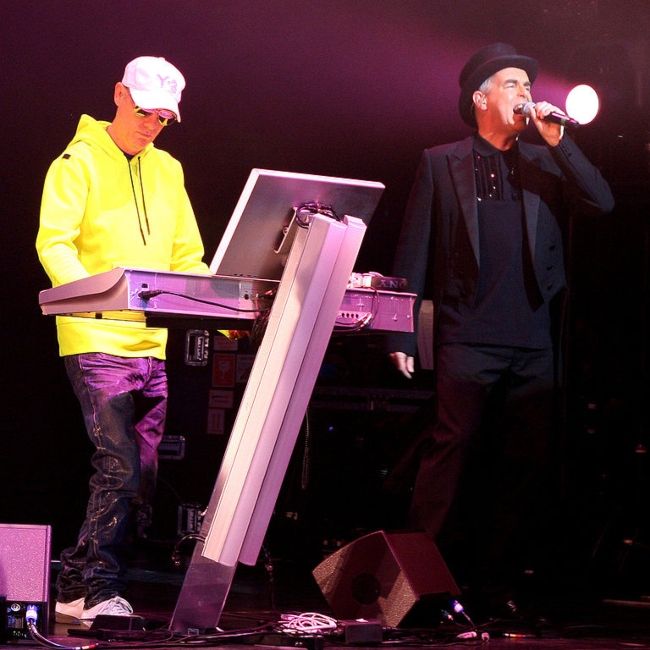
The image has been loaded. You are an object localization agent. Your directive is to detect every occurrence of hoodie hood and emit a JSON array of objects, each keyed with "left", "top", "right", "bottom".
[{"left": 70, "top": 114, "right": 154, "bottom": 161}]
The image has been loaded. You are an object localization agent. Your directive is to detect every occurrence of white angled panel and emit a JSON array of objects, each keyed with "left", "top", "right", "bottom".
[{"left": 201, "top": 214, "right": 349, "bottom": 566}]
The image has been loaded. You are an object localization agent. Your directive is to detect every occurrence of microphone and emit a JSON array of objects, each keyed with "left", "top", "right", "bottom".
[{"left": 514, "top": 102, "right": 580, "bottom": 127}]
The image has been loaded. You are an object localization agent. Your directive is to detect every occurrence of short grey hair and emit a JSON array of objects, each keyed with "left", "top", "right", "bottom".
[{"left": 478, "top": 76, "right": 493, "bottom": 94}]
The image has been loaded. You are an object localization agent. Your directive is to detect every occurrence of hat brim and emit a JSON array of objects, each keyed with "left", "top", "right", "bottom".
[
  {"left": 459, "top": 54, "right": 538, "bottom": 126},
  {"left": 129, "top": 87, "right": 181, "bottom": 122}
]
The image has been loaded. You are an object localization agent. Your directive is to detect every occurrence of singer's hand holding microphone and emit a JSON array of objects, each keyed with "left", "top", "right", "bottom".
[{"left": 514, "top": 101, "right": 579, "bottom": 127}]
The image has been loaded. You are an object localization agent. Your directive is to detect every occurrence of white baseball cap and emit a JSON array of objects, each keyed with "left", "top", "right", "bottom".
[{"left": 122, "top": 56, "right": 185, "bottom": 122}]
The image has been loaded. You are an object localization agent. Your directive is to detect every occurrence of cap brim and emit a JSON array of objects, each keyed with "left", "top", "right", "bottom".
[
  {"left": 458, "top": 54, "right": 537, "bottom": 126},
  {"left": 129, "top": 87, "right": 181, "bottom": 122}
]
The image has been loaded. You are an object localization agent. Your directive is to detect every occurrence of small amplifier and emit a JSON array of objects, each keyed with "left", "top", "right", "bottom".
[{"left": 0, "top": 524, "right": 51, "bottom": 640}]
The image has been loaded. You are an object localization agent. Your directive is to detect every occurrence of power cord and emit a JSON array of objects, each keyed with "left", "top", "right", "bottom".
[
  {"left": 278, "top": 612, "right": 338, "bottom": 635},
  {"left": 25, "top": 606, "right": 98, "bottom": 650},
  {"left": 294, "top": 202, "right": 342, "bottom": 228},
  {"left": 171, "top": 532, "right": 206, "bottom": 568},
  {"left": 451, "top": 599, "right": 490, "bottom": 642},
  {"left": 137, "top": 289, "right": 270, "bottom": 314}
]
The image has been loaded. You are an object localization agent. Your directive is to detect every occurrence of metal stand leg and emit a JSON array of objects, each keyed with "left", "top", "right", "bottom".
[{"left": 170, "top": 215, "right": 366, "bottom": 633}]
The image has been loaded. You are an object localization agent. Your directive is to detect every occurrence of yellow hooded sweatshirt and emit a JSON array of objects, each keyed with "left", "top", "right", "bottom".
[{"left": 36, "top": 114, "right": 210, "bottom": 359}]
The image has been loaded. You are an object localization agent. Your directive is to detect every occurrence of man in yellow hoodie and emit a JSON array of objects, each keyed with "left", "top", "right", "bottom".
[{"left": 36, "top": 56, "right": 210, "bottom": 623}]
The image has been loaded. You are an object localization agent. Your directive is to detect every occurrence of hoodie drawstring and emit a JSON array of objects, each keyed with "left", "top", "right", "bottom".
[{"left": 128, "top": 157, "right": 150, "bottom": 245}]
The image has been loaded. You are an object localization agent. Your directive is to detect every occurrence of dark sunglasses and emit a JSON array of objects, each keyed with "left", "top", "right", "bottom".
[{"left": 133, "top": 105, "right": 177, "bottom": 127}]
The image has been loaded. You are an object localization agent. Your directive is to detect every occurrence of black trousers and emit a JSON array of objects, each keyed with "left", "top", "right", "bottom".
[{"left": 409, "top": 343, "right": 556, "bottom": 591}]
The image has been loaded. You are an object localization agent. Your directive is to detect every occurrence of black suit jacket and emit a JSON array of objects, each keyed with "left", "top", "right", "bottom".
[{"left": 389, "top": 134, "right": 615, "bottom": 356}]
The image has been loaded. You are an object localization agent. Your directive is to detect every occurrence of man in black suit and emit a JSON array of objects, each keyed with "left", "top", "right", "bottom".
[{"left": 387, "top": 43, "right": 614, "bottom": 613}]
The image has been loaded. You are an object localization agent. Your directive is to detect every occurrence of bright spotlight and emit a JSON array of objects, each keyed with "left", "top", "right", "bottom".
[{"left": 565, "top": 84, "right": 599, "bottom": 125}]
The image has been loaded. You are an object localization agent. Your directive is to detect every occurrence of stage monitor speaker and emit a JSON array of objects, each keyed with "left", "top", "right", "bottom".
[
  {"left": 0, "top": 523, "right": 51, "bottom": 640},
  {"left": 313, "top": 530, "right": 459, "bottom": 627}
]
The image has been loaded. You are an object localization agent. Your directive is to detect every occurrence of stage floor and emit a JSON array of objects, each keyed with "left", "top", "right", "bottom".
[{"left": 13, "top": 544, "right": 650, "bottom": 650}]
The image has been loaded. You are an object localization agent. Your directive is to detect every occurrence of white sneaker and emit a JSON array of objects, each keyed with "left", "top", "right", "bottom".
[
  {"left": 80, "top": 596, "right": 134, "bottom": 621},
  {"left": 55, "top": 597, "right": 85, "bottom": 624}
]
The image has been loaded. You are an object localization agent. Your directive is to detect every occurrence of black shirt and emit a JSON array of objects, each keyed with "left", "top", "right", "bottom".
[{"left": 438, "top": 135, "right": 551, "bottom": 349}]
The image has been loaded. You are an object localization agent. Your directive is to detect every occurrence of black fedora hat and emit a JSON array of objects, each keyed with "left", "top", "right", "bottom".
[{"left": 458, "top": 42, "right": 538, "bottom": 126}]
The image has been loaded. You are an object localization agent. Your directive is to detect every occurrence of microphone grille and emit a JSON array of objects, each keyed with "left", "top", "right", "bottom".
[{"left": 514, "top": 102, "right": 534, "bottom": 116}]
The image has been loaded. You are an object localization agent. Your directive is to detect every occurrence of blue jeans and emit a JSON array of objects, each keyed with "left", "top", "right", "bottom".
[{"left": 56, "top": 353, "right": 167, "bottom": 606}]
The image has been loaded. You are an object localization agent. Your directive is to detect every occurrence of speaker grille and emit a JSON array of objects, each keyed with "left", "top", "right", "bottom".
[{"left": 0, "top": 523, "right": 52, "bottom": 601}]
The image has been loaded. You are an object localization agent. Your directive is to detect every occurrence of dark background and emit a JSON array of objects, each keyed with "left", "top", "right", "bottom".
[{"left": 1, "top": 0, "right": 648, "bottom": 596}]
